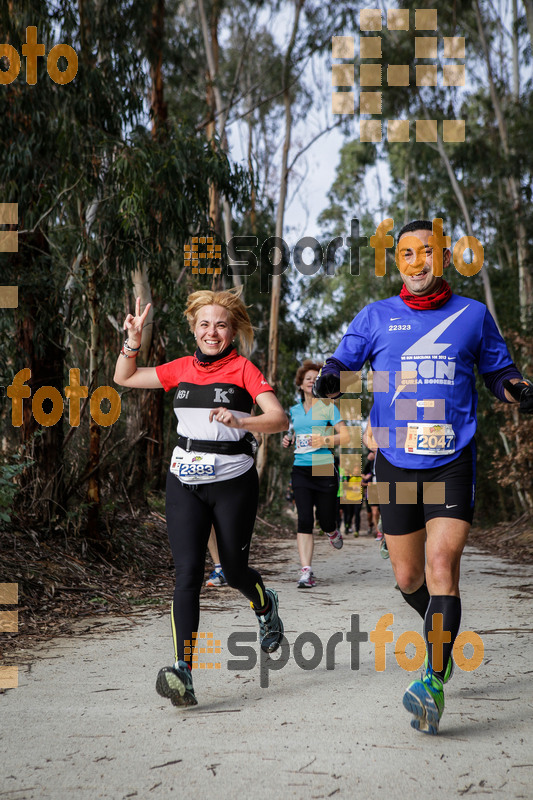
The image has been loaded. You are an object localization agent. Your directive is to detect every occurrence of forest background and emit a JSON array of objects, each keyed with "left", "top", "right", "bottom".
[{"left": 1, "top": 0, "right": 532, "bottom": 632}]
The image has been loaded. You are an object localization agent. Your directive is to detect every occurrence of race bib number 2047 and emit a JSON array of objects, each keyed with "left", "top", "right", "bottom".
[{"left": 405, "top": 423, "right": 455, "bottom": 456}]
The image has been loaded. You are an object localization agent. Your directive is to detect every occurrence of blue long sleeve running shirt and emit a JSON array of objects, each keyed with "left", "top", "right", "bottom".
[{"left": 330, "top": 294, "right": 520, "bottom": 469}]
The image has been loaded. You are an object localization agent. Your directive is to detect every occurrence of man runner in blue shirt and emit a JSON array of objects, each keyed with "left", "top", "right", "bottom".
[{"left": 314, "top": 219, "right": 533, "bottom": 735}]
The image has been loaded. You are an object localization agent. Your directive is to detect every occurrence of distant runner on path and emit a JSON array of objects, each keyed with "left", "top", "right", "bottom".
[
  {"left": 283, "top": 360, "right": 347, "bottom": 589},
  {"left": 314, "top": 219, "right": 533, "bottom": 735},
  {"left": 114, "top": 288, "right": 288, "bottom": 708}
]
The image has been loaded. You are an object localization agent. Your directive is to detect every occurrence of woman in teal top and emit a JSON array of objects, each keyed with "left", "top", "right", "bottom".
[{"left": 282, "top": 360, "right": 347, "bottom": 588}]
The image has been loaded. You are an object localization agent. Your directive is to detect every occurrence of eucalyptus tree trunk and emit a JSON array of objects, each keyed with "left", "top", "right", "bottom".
[
  {"left": 256, "top": 0, "right": 304, "bottom": 482},
  {"left": 14, "top": 231, "right": 65, "bottom": 524},
  {"left": 474, "top": 0, "right": 532, "bottom": 337},
  {"left": 434, "top": 133, "right": 500, "bottom": 330},
  {"left": 86, "top": 266, "right": 103, "bottom": 541},
  {"left": 126, "top": 0, "right": 167, "bottom": 498},
  {"left": 197, "top": 0, "right": 241, "bottom": 288}
]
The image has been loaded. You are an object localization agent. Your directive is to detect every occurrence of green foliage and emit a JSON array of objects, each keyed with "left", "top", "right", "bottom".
[{"left": 0, "top": 454, "right": 35, "bottom": 526}]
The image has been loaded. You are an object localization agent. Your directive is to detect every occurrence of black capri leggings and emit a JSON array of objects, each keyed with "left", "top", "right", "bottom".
[
  {"left": 165, "top": 466, "right": 266, "bottom": 663},
  {"left": 291, "top": 466, "right": 338, "bottom": 534}
]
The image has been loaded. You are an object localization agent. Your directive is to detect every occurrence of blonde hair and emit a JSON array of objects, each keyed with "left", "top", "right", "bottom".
[{"left": 184, "top": 286, "right": 254, "bottom": 356}]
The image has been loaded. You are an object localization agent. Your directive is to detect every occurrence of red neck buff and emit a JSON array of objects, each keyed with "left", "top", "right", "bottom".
[{"left": 400, "top": 279, "right": 452, "bottom": 310}]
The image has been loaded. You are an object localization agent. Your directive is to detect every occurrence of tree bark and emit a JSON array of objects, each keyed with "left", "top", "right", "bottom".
[
  {"left": 197, "top": 0, "right": 241, "bottom": 287},
  {"left": 434, "top": 131, "right": 501, "bottom": 329},
  {"left": 14, "top": 231, "right": 65, "bottom": 524},
  {"left": 126, "top": 0, "right": 167, "bottom": 496},
  {"left": 474, "top": 0, "right": 533, "bottom": 336},
  {"left": 267, "top": 0, "right": 304, "bottom": 390},
  {"left": 256, "top": 0, "right": 304, "bottom": 482},
  {"left": 521, "top": 0, "right": 533, "bottom": 51},
  {"left": 86, "top": 266, "right": 102, "bottom": 542}
]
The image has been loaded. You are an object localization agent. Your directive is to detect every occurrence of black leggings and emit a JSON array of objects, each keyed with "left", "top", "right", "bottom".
[
  {"left": 341, "top": 503, "right": 361, "bottom": 531},
  {"left": 165, "top": 466, "right": 266, "bottom": 663},
  {"left": 291, "top": 466, "right": 338, "bottom": 534}
]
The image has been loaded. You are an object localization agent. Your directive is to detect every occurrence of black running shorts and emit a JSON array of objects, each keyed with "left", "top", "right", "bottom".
[
  {"left": 291, "top": 466, "right": 339, "bottom": 534},
  {"left": 374, "top": 443, "right": 476, "bottom": 535}
]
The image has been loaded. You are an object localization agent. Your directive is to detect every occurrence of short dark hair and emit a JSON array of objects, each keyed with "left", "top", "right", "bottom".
[
  {"left": 295, "top": 359, "right": 323, "bottom": 400},
  {"left": 397, "top": 219, "right": 447, "bottom": 241},
  {"left": 295, "top": 359, "right": 323, "bottom": 387}
]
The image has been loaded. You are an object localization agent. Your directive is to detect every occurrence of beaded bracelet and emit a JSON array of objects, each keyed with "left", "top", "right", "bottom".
[{"left": 120, "top": 348, "right": 140, "bottom": 359}]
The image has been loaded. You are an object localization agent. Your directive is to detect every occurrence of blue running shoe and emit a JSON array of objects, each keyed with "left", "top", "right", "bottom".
[
  {"left": 156, "top": 661, "right": 197, "bottom": 707},
  {"left": 254, "top": 588, "right": 284, "bottom": 653},
  {"left": 403, "top": 665, "right": 444, "bottom": 735},
  {"left": 424, "top": 651, "right": 454, "bottom": 683},
  {"left": 206, "top": 568, "right": 228, "bottom": 587}
]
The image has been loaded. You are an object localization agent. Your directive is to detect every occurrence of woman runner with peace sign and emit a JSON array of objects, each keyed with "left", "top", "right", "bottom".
[{"left": 114, "top": 289, "right": 288, "bottom": 708}]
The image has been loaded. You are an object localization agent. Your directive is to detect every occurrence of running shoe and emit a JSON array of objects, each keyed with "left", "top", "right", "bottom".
[
  {"left": 255, "top": 588, "right": 284, "bottom": 653},
  {"left": 206, "top": 568, "right": 227, "bottom": 587},
  {"left": 424, "top": 651, "right": 454, "bottom": 683},
  {"left": 156, "top": 661, "right": 197, "bottom": 707},
  {"left": 327, "top": 529, "right": 343, "bottom": 550},
  {"left": 380, "top": 538, "right": 389, "bottom": 559},
  {"left": 354, "top": 529, "right": 359, "bottom": 538},
  {"left": 297, "top": 567, "right": 316, "bottom": 588},
  {"left": 402, "top": 665, "right": 444, "bottom": 735}
]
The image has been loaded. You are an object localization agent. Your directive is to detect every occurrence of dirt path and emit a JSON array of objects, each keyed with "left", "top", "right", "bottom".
[{"left": 1, "top": 534, "right": 532, "bottom": 799}]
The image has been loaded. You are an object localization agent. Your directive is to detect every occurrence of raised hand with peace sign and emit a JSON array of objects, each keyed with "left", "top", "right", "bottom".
[
  {"left": 113, "top": 297, "right": 162, "bottom": 389},
  {"left": 123, "top": 296, "right": 152, "bottom": 347}
]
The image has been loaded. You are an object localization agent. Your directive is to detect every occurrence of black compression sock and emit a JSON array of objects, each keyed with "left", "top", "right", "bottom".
[
  {"left": 254, "top": 598, "right": 271, "bottom": 616},
  {"left": 424, "top": 595, "right": 461, "bottom": 679},
  {"left": 400, "top": 581, "right": 430, "bottom": 619}
]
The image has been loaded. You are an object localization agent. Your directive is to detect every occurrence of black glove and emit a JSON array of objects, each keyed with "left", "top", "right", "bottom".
[
  {"left": 313, "top": 368, "right": 341, "bottom": 398},
  {"left": 503, "top": 379, "right": 533, "bottom": 414}
]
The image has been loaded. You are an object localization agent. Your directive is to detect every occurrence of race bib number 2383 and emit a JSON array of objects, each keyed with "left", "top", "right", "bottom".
[{"left": 170, "top": 447, "right": 216, "bottom": 479}]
